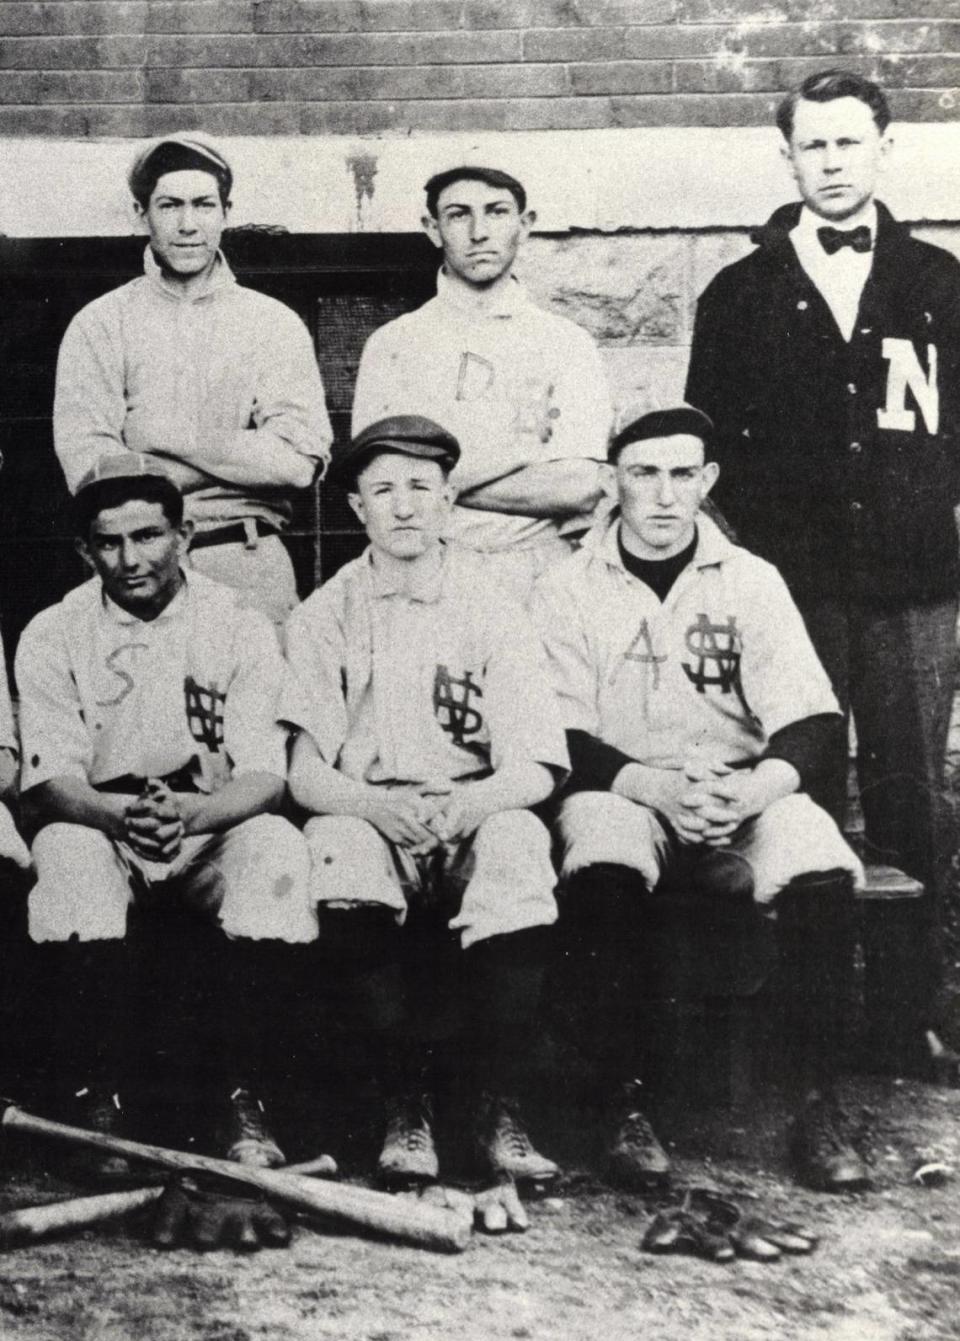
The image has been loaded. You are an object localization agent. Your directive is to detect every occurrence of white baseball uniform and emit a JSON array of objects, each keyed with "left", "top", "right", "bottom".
[
  {"left": 352, "top": 271, "right": 611, "bottom": 602},
  {"left": 531, "top": 511, "right": 863, "bottom": 903},
  {"left": 17, "top": 570, "right": 314, "bottom": 943},
  {"left": 283, "top": 543, "right": 569, "bottom": 947}
]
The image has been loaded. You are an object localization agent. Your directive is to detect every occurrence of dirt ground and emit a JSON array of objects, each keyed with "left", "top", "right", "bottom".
[
  {"left": 3, "top": 1073, "right": 960, "bottom": 1341},
  {"left": 4, "top": 737, "right": 960, "bottom": 1340}
]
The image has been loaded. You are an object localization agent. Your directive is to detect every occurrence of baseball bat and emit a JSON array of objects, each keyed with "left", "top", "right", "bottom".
[
  {"left": 0, "top": 1102, "right": 470, "bottom": 1253},
  {"left": 0, "top": 1154, "right": 341, "bottom": 1250}
]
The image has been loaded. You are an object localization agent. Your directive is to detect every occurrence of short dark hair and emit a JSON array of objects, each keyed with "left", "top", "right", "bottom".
[
  {"left": 776, "top": 69, "right": 891, "bottom": 141},
  {"left": 74, "top": 477, "right": 184, "bottom": 539},
  {"left": 424, "top": 166, "right": 527, "bottom": 218},
  {"left": 129, "top": 139, "right": 233, "bottom": 210}
]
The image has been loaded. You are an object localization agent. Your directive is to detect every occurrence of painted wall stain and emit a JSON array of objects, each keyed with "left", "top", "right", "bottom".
[{"left": 346, "top": 153, "right": 379, "bottom": 223}]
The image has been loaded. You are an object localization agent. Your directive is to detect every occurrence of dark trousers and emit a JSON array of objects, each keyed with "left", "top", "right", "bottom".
[{"left": 799, "top": 594, "right": 957, "bottom": 1010}]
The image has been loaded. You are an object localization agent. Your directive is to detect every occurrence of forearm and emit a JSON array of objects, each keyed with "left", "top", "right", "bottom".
[
  {"left": 205, "top": 431, "right": 318, "bottom": 489},
  {"left": 180, "top": 772, "right": 284, "bottom": 836},
  {"left": 736, "top": 758, "right": 801, "bottom": 816},
  {"left": 456, "top": 761, "right": 556, "bottom": 818},
  {"left": 24, "top": 777, "right": 128, "bottom": 840},
  {"left": 611, "top": 761, "right": 679, "bottom": 813},
  {"left": 289, "top": 746, "right": 381, "bottom": 819},
  {"left": 456, "top": 460, "right": 605, "bottom": 519}
]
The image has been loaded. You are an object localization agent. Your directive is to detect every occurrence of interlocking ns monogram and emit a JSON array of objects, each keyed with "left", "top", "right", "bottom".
[
  {"left": 681, "top": 613, "right": 742, "bottom": 694},
  {"left": 432, "top": 664, "right": 483, "bottom": 747},
  {"left": 184, "top": 676, "right": 226, "bottom": 752}
]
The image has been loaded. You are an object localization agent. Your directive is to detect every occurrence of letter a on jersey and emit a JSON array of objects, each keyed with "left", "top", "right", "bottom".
[{"left": 877, "top": 338, "right": 939, "bottom": 434}]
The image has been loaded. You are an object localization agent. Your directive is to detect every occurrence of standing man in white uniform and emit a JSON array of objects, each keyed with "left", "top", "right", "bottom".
[
  {"left": 352, "top": 166, "right": 611, "bottom": 603},
  {"left": 54, "top": 135, "right": 332, "bottom": 631}
]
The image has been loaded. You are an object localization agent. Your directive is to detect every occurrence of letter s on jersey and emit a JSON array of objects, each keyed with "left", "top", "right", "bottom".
[{"left": 877, "top": 338, "right": 939, "bottom": 434}]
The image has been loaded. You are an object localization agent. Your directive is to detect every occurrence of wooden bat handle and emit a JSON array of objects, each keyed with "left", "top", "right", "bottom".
[
  {"left": 0, "top": 1154, "right": 340, "bottom": 1249},
  {"left": 0, "top": 1187, "right": 162, "bottom": 1248},
  {"left": 0, "top": 1104, "right": 470, "bottom": 1253}
]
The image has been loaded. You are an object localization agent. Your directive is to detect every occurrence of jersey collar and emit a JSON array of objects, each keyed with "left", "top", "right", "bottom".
[
  {"left": 143, "top": 245, "right": 236, "bottom": 301},
  {"left": 435, "top": 266, "right": 529, "bottom": 319},
  {"left": 586, "top": 508, "right": 736, "bottom": 575}
]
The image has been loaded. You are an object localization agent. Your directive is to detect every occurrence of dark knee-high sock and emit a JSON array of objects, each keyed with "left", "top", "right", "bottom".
[
  {"left": 461, "top": 926, "right": 552, "bottom": 1098},
  {"left": 775, "top": 874, "right": 856, "bottom": 1099},
  {"left": 315, "top": 908, "right": 409, "bottom": 1098},
  {"left": 32, "top": 939, "right": 129, "bottom": 1102},
  {"left": 559, "top": 863, "right": 649, "bottom": 1099}
]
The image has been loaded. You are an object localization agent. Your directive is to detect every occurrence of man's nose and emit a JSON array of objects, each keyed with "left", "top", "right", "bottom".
[
  {"left": 177, "top": 207, "right": 199, "bottom": 232},
  {"left": 656, "top": 475, "right": 676, "bottom": 504},
  {"left": 468, "top": 212, "right": 489, "bottom": 241},
  {"left": 393, "top": 489, "right": 415, "bottom": 516},
  {"left": 120, "top": 540, "right": 141, "bottom": 568},
  {"left": 822, "top": 143, "right": 843, "bottom": 172}
]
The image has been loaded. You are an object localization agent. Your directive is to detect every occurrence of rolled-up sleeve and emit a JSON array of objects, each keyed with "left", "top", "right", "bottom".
[
  {"left": 16, "top": 612, "right": 93, "bottom": 789},
  {"left": 281, "top": 602, "right": 351, "bottom": 766},
  {"left": 222, "top": 611, "right": 290, "bottom": 779}
]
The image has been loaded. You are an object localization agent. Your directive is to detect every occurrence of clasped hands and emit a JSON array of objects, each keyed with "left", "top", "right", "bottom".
[
  {"left": 122, "top": 778, "right": 199, "bottom": 863},
  {"left": 655, "top": 760, "right": 760, "bottom": 847},
  {"left": 363, "top": 781, "right": 486, "bottom": 855}
]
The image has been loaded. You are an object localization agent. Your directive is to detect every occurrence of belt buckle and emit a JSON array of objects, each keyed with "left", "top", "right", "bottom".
[{"left": 242, "top": 518, "right": 259, "bottom": 550}]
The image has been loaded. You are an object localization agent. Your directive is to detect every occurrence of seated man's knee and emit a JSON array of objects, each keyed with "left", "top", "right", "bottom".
[
  {"left": 30, "top": 823, "right": 130, "bottom": 943},
  {"left": 558, "top": 791, "right": 665, "bottom": 882},
  {"left": 304, "top": 815, "right": 404, "bottom": 916},
  {"left": 216, "top": 816, "right": 316, "bottom": 944}
]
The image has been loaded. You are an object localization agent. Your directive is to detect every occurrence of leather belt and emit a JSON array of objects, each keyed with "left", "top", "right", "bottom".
[{"left": 190, "top": 519, "right": 278, "bottom": 551}]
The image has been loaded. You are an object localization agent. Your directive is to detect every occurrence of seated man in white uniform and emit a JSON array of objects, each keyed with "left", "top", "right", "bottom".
[
  {"left": 532, "top": 407, "right": 868, "bottom": 1194},
  {"left": 16, "top": 456, "right": 314, "bottom": 1175},
  {"left": 352, "top": 165, "right": 611, "bottom": 605},
  {"left": 284, "top": 415, "right": 567, "bottom": 1190}
]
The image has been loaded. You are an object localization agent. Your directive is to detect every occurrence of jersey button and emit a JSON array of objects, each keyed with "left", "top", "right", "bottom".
[
  {"left": 850, "top": 500, "right": 863, "bottom": 513},
  {"left": 847, "top": 383, "right": 857, "bottom": 395},
  {"left": 849, "top": 441, "right": 862, "bottom": 454}
]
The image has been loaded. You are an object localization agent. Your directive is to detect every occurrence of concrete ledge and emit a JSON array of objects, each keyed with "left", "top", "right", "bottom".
[{"left": 3, "top": 122, "right": 960, "bottom": 238}]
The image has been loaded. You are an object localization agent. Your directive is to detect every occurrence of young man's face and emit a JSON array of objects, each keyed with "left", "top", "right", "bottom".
[
  {"left": 784, "top": 96, "right": 890, "bottom": 222},
  {"left": 349, "top": 453, "right": 453, "bottom": 561},
  {"left": 135, "top": 169, "right": 229, "bottom": 279},
  {"left": 79, "top": 499, "right": 191, "bottom": 620},
  {"left": 424, "top": 179, "right": 534, "bottom": 287},
  {"left": 616, "top": 435, "right": 718, "bottom": 560}
]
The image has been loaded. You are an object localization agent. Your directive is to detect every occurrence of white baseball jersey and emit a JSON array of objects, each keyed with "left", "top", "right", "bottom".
[
  {"left": 16, "top": 570, "right": 288, "bottom": 793},
  {"left": 352, "top": 271, "right": 611, "bottom": 554},
  {"left": 532, "top": 512, "right": 839, "bottom": 770},
  {"left": 283, "top": 543, "right": 569, "bottom": 786}
]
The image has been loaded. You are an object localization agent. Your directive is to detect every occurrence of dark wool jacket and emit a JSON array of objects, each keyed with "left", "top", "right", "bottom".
[{"left": 686, "top": 201, "right": 960, "bottom": 604}]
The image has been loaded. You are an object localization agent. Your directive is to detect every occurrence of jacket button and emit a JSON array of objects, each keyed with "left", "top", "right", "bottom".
[
  {"left": 851, "top": 500, "right": 863, "bottom": 513},
  {"left": 849, "top": 441, "right": 862, "bottom": 454},
  {"left": 847, "top": 383, "right": 857, "bottom": 395}
]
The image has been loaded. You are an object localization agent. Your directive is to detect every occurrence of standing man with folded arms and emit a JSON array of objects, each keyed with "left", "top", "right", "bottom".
[
  {"left": 54, "top": 135, "right": 332, "bottom": 631},
  {"left": 686, "top": 71, "right": 960, "bottom": 1041},
  {"left": 352, "top": 165, "right": 611, "bottom": 604}
]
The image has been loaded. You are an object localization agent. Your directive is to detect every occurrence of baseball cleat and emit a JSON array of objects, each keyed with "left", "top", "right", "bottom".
[
  {"left": 378, "top": 1092, "right": 439, "bottom": 1187},
  {"left": 68, "top": 1085, "right": 136, "bottom": 1183},
  {"left": 219, "top": 1087, "right": 286, "bottom": 1169},
  {"left": 606, "top": 1086, "right": 672, "bottom": 1189},
  {"left": 473, "top": 1093, "right": 559, "bottom": 1184},
  {"left": 789, "top": 1091, "right": 870, "bottom": 1193}
]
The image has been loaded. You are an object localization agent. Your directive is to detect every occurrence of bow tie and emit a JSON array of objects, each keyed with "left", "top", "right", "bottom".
[{"left": 817, "top": 225, "right": 872, "bottom": 255}]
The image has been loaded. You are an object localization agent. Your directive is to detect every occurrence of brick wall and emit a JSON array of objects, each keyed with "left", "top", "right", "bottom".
[{"left": 0, "top": 0, "right": 956, "bottom": 137}]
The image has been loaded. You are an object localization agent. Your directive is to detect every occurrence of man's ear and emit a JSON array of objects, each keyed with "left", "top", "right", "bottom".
[
  {"left": 701, "top": 460, "right": 720, "bottom": 496},
  {"left": 520, "top": 208, "right": 537, "bottom": 240},
  {"left": 347, "top": 491, "right": 365, "bottom": 525},
  {"left": 75, "top": 536, "right": 95, "bottom": 572},
  {"left": 780, "top": 138, "right": 798, "bottom": 183},
  {"left": 131, "top": 198, "right": 147, "bottom": 229},
  {"left": 600, "top": 461, "right": 618, "bottom": 500},
  {"left": 422, "top": 213, "right": 443, "bottom": 250},
  {"left": 177, "top": 518, "right": 195, "bottom": 553}
]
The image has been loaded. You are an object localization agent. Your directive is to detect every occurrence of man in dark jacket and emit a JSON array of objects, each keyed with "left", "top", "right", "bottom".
[{"left": 686, "top": 70, "right": 960, "bottom": 1039}]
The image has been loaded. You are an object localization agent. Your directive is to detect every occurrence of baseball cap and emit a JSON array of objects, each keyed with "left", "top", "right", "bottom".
[
  {"left": 609, "top": 405, "right": 715, "bottom": 464},
  {"left": 329, "top": 416, "right": 461, "bottom": 488},
  {"left": 76, "top": 453, "right": 176, "bottom": 497},
  {"left": 128, "top": 134, "right": 233, "bottom": 205}
]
